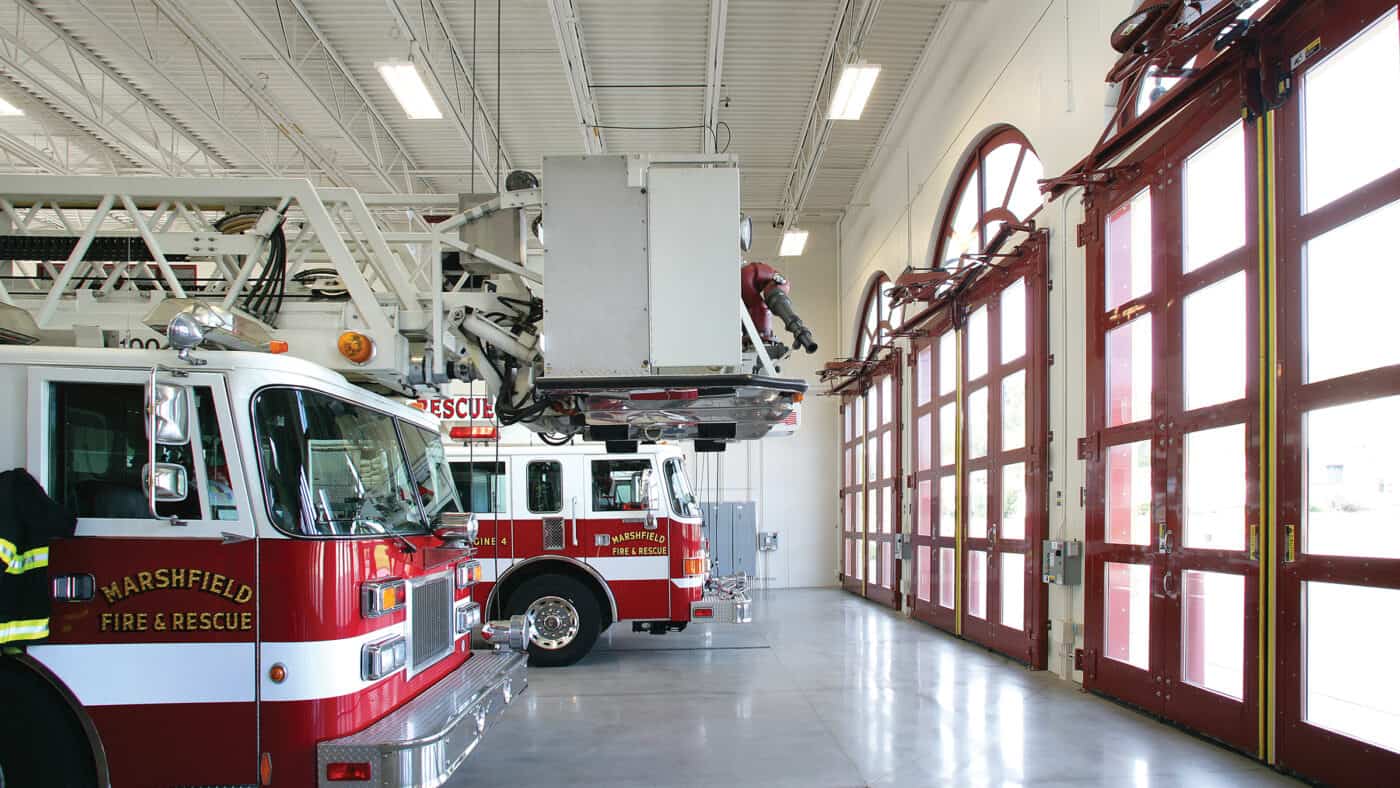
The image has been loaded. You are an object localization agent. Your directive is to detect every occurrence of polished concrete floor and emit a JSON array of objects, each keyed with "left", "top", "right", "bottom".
[{"left": 460, "top": 588, "right": 1299, "bottom": 787}]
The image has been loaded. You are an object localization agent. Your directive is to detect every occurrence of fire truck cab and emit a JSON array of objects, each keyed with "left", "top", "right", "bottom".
[
  {"left": 448, "top": 440, "right": 752, "bottom": 667},
  {"left": 0, "top": 343, "right": 527, "bottom": 787}
]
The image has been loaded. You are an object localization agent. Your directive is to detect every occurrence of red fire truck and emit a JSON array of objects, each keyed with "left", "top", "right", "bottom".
[
  {"left": 0, "top": 340, "right": 528, "bottom": 787},
  {"left": 456, "top": 439, "right": 751, "bottom": 667},
  {"left": 414, "top": 394, "right": 755, "bottom": 668}
]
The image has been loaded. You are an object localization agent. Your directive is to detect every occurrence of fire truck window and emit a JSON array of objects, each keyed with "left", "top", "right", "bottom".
[
  {"left": 400, "top": 424, "right": 463, "bottom": 521},
  {"left": 591, "top": 460, "right": 658, "bottom": 512},
  {"left": 527, "top": 461, "right": 563, "bottom": 513},
  {"left": 47, "top": 382, "right": 202, "bottom": 520},
  {"left": 451, "top": 462, "right": 507, "bottom": 515},
  {"left": 253, "top": 388, "right": 423, "bottom": 537},
  {"left": 664, "top": 458, "right": 701, "bottom": 518},
  {"left": 194, "top": 387, "right": 238, "bottom": 521}
]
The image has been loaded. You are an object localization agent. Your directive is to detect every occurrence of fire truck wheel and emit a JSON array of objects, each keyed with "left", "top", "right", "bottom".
[
  {"left": 507, "top": 574, "right": 601, "bottom": 667},
  {"left": 0, "top": 662, "right": 98, "bottom": 787}
]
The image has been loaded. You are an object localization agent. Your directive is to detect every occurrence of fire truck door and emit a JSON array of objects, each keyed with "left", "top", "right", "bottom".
[
  {"left": 514, "top": 454, "right": 585, "bottom": 562},
  {"left": 23, "top": 366, "right": 260, "bottom": 787},
  {"left": 582, "top": 455, "right": 670, "bottom": 621}
]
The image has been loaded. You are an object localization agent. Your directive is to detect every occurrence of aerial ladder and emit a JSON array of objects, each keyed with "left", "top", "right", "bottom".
[{"left": 0, "top": 154, "right": 816, "bottom": 448}]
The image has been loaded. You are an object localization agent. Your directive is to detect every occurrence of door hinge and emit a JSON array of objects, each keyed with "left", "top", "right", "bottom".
[
  {"left": 1076, "top": 432, "right": 1100, "bottom": 461},
  {"left": 1077, "top": 219, "right": 1097, "bottom": 247},
  {"left": 1248, "top": 524, "right": 1260, "bottom": 562},
  {"left": 1284, "top": 523, "right": 1297, "bottom": 563},
  {"left": 1074, "top": 647, "right": 1085, "bottom": 672},
  {"left": 1048, "top": 353, "right": 1055, "bottom": 366}
]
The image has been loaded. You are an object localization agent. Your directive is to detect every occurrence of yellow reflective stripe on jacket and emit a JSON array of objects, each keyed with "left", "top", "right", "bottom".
[
  {"left": 3, "top": 546, "right": 49, "bottom": 575},
  {"left": 0, "top": 537, "right": 17, "bottom": 569},
  {"left": 0, "top": 618, "right": 50, "bottom": 644}
]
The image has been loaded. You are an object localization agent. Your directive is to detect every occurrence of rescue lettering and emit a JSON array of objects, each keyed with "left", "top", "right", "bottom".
[
  {"left": 100, "top": 568, "right": 254, "bottom": 606},
  {"left": 611, "top": 545, "right": 668, "bottom": 556},
  {"left": 415, "top": 396, "right": 495, "bottom": 421},
  {"left": 100, "top": 611, "right": 253, "bottom": 633}
]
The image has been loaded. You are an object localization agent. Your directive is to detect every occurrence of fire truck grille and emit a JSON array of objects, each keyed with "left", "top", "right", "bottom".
[
  {"left": 410, "top": 574, "right": 453, "bottom": 671},
  {"left": 543, "top": 517, "right": 565, "bottom": 550}
]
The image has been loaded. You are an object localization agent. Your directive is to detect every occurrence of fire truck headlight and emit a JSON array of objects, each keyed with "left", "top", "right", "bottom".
[
  {"left": 455, "top": 601, "right": 481, "bottom": 635},
  {"left": 361, "top": 578, "right": 407, "bottom": 618},
  {"left": 361, "top": 634, "right": 407, "bottom": 681}
]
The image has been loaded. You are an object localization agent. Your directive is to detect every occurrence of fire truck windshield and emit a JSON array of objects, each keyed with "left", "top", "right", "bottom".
[
  {"left": 253, "top": 387, "right": 441, "bottom": 537},
  {"left": 664, "top": 458, "right": 701, "bottom": 519}
]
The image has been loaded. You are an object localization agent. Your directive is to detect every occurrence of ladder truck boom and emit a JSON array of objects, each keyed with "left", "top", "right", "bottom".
[{"left": 0, "top": 156, "right": 811, "bottom": 447}]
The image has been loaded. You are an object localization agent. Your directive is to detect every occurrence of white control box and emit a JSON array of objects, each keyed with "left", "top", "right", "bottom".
[{"left": 541, "top": 155, "right": 741, "bottom": 379}]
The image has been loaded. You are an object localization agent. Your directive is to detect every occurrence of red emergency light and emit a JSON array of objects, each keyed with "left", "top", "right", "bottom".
[
  {"left": 629, "top": 388, "right": 699, "bottom": 401},
  {"left": 449, "top": 425, "right": 499, "bottom": 441},
  {"left": 326, "top": 762, "right": 372, "bottom": 781}
]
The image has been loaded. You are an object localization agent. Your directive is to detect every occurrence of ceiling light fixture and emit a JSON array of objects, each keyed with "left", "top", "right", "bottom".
[
  {"left": 377, "top": 61, "right": 442, "bottom": 120},
  {"left": 779, "top": 227, "right": 809, "bottom": 257},
  {"left": 827, "top": 62, "right": 881, "bottom": 121},
  {"left": 0, "top": 97, "right": 24, "bottom": 116}
]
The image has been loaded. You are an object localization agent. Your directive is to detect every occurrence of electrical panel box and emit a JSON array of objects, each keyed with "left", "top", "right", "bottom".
[
  {"left": 541, "top": 155, "right": 741, "bottom": 379},
  {"left": 758, "top": 531, "right": 779, "bottom": 552},
  {"left": 1042, "top": 539, "right": 1083, "bottom": 585},
  {"left": 700, "top": 500, "right": 757, "bottom": 577}
]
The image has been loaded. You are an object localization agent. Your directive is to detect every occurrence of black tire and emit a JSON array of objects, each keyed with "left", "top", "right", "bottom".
[
  {"left": 0, "top": 661, "right": 98, "bottom": 788},
  {"left": 506, "top": 573, "right": 601, "bottom": 667}
]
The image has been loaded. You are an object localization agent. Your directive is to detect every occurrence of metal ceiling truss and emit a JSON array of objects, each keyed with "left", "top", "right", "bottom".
[
  {"left": 775, "top": 0, "right": 883, "bottom": 238},
  {"left": 0, "top": 124, "right": 87, "bottom": 174},
  {"left": 545, "top": 0, "right": 605, "bottom": 154},
  {"left": 0, "top": 0, "right": 227, "bottom": 177},
  {"left": 54, "top": 0, "right": 351, "bottom": 185},
  {"left": 701, "top": 0, "right": 728, "bottom": 154},
  {"left": 384, "top": 0, "right": 513, "bottom": 190},
  {"left": 229, "top": 0, "right": 427, "bottom": 193}
]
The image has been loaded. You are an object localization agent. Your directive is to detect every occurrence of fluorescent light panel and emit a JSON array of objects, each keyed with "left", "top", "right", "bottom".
[
  {"left": 0, "top": 97, "right": 23, "bottom": 116},
  {"left": 779, "top": 228, "right": 809, "bottom": 257},
  {"left": 377, "top": 62, "right": 442, "bottom": 120},
  {"left": 827, "top": 63, "right": 881, "bottom": 120}
]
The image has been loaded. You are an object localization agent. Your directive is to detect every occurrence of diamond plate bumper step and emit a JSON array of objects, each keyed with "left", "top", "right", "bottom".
[
  {"left": 691, "top": 588, "right": 753, "bottom": 625},
  {"left": 316, "top": 649, "right": 528, "bottom": 787}
]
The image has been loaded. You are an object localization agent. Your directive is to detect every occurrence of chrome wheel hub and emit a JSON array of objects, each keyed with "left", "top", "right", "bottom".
[{"left": 524, "top": 595, "right": 580, "bottom": 650}]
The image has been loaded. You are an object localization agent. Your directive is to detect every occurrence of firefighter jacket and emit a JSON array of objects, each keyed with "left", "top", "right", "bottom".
[{"left": 0, "top": 468, "right": 77, "bottom": 644}]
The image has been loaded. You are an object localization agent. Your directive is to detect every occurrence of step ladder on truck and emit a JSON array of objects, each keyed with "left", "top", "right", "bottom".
[{"left": 0, "top": 154, "right": 816, "bottom": 786}]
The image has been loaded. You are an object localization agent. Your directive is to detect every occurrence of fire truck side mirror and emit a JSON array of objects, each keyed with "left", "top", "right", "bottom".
[
  {"left": 143, "top": 462, "right": 189, "bottom": 502},
  {"left": 433, "top": 511, "right": 479, "bottom": 547},
  {"left": 146, "top": 381, "right": 191, "bottom": 445}
]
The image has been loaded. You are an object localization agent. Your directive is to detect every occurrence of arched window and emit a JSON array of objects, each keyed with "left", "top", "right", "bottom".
[
  {"left": 852, "top": 274, "right": 902, "bottom": 360},
  {"left": 934, "top": 128, "right": 1044, "bottom": 269}
]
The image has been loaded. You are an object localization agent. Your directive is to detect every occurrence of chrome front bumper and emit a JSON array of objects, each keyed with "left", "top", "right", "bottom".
[
  {"left": 690, "top": 588, "right": 753, "bottom": 624},
  {"left": 316, "top": 649, "right": 528, "bottom": 788}
]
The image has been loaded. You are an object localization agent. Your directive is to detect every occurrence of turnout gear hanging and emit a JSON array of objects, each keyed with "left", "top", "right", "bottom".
[{"left": 0, "top": 468, "right": 77, "bottom": 644}]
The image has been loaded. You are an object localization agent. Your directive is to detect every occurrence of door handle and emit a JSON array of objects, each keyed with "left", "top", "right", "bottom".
[
  {"left": 570, "top": 497, "right": 578, "bottom": 547},
  {"left": 1161, "top": 569, "right": 1176, "bottom": 600}
]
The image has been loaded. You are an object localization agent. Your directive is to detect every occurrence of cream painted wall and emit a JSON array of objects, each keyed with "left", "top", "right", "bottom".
[
  {"left": 837, "top": 0, "right": 1135, "bottom": 680},
  {"left": 685, "top": 221, "right": 841, "bottom": 590}
]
